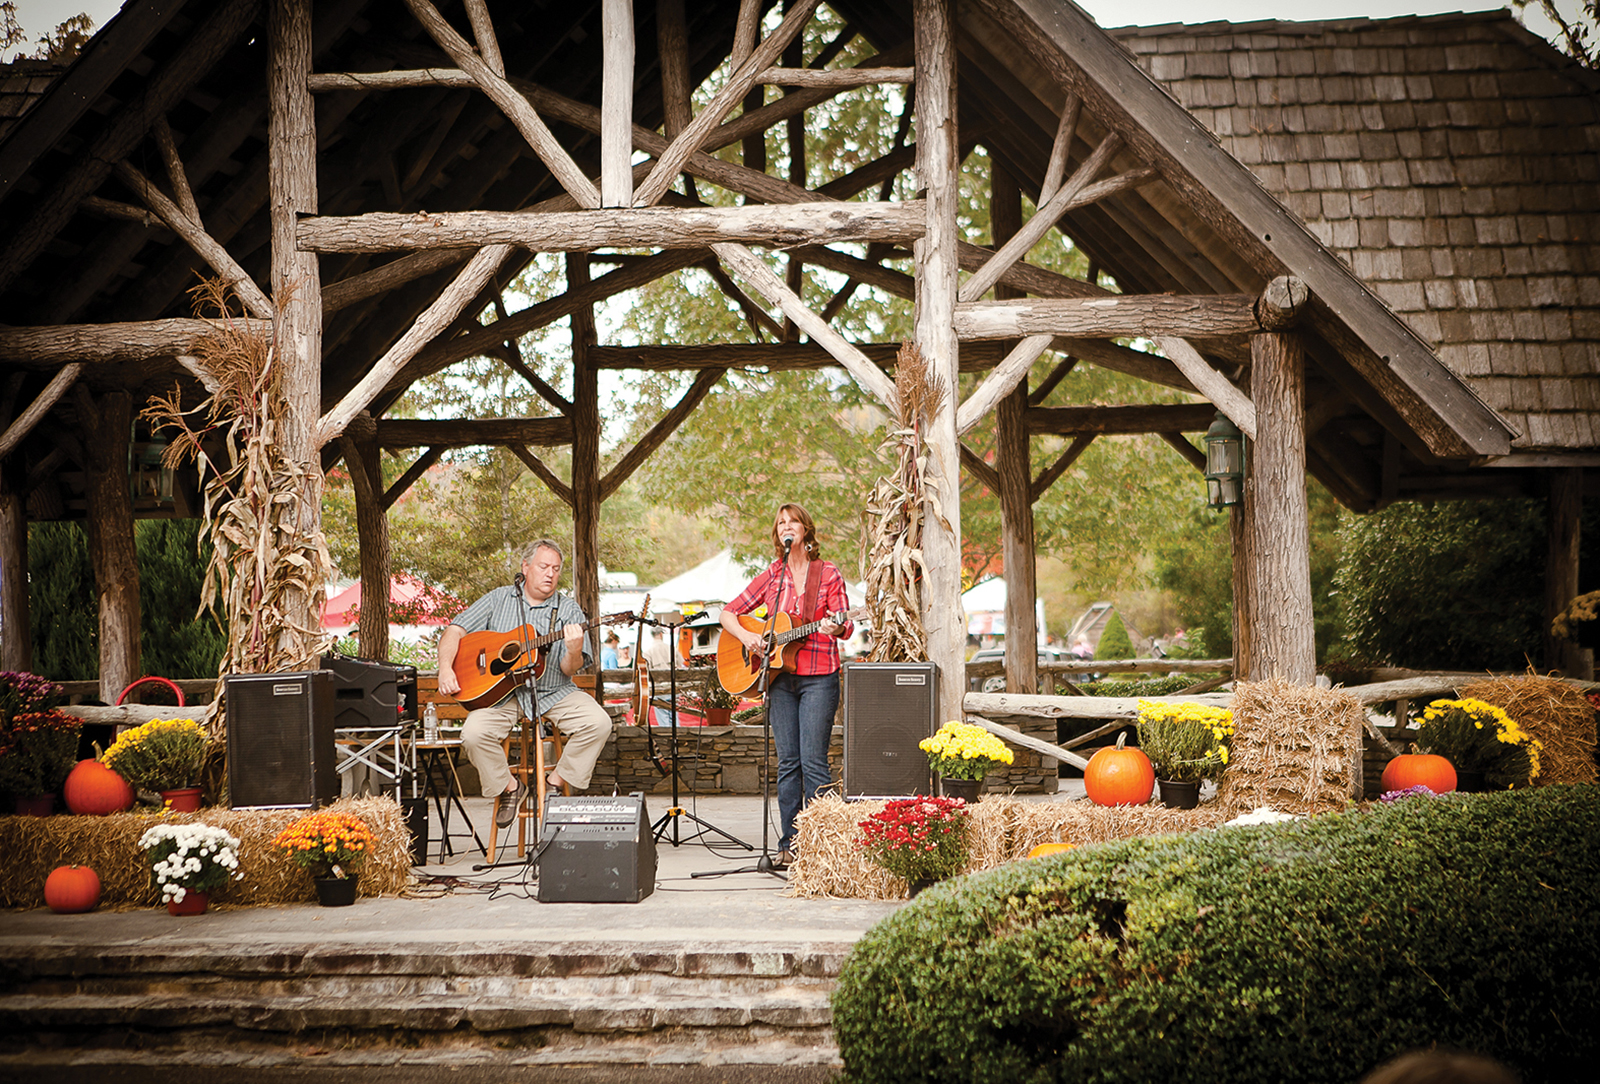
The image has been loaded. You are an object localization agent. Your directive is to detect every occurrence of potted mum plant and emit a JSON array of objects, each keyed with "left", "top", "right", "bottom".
[
  {"left": 102, "top": 718, "right": 211, "bottom": 810},
  {"left": 919, "top": 720, "right": 1014, "bottom": 802},
  {"left": 1134, "top": 699, "right": 1233, "bottom": 809},
  {"left": 138, "top": 821, "right": 242, "bottom": 915},
  {"left": 273, "top": 809, "right": 378, "bottom": 906},
  {"left": 857, "top": 795, "right": 972, "bottom": 897},
  {"left": 1414, "top": 697, "right": 1542, "bottom": 791},
  {"left": 0, "top": 670, "right": 81, "bottom": 816}
]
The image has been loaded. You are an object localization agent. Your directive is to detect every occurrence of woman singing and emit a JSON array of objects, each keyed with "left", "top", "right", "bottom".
[{"left": 720, "top": 503, "right": 854, "bottom": 867}]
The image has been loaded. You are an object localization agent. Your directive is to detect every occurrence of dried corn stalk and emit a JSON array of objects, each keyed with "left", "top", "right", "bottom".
[
  {"left": 142, "top": 278, "right": 333, "bottom": 739},
  {"left": 860, "top": 343, "right": 947, "bottom": 662}
]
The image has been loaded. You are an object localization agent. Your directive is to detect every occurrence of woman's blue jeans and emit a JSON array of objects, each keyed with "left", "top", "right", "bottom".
[{"left": 767, "top": 670, "right": 840, "bottom": 852}]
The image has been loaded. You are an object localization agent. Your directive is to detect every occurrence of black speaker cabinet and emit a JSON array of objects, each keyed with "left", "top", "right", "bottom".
[
  {"left": 537, "top": 793, "right": 657, "bottom": 903},
  {"left": 842, "top": 661, "right": 939, "bottom": 798},
  {"left": 225, "top": 671, "right": 339, "bottom": 810},
  {"left": 319, "top": 652, "right": 419, "bottom": 729}
]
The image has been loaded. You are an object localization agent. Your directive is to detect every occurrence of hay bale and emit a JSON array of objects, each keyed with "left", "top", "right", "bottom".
[
  {"left": 786, "top": 794, "right": 1224, "bottom": 899},
  {"left": 1458, "top": 674, "right": 1598, "bottom": 786},
  {"left": 1216, "top": 678, "right": 1363, "bottom": 816},
  {"left": 0, "top": 796, "right": 412, "bottom": 910}
]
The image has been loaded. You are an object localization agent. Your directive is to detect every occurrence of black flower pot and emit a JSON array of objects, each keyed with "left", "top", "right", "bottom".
[
  {"left": 1158, "top": 778, "right": 1200, "bottom": 809},
  {"left": 314, "top": 873, "right": 360, "bottom": 907},
  {"left": 940, "top": 776, "right": 981, "bottom": 803},
  {"left": 1454, "top": 770, "right": 1490, "bottom": 793}
]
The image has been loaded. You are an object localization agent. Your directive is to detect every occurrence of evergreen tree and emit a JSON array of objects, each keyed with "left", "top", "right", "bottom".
[
  {"left": 29, "top": 521, "right": 97, "bottom": 681},
  {"left": 137, "top": 519, "right": 227, "bottom": 679},
  {"left": 1094, "top": 610, "right": 1134, "bottom": 660}
]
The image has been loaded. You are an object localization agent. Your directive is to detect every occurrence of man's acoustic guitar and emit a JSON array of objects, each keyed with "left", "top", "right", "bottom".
[{"left": 451, "top": 610, "right": 635, "bottom": 710}]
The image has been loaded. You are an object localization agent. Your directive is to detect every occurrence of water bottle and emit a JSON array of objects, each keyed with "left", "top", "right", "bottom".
[{"left": 423, "top": 701, "right": 439, "bottom": 742}]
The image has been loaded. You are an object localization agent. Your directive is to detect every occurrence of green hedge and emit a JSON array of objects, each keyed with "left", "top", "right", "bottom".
[
  {"left": 1078, "top": 675, "right": 1206, "bottom": 697},
  {"left": 832, "top": 786, "right": 1600, "bottom": 1084}
]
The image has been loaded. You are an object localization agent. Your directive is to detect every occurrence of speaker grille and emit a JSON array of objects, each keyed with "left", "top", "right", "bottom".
[
  {"left": 226, "top": 671, "right": 338, "bottom": 809},
  {"left": 842, "top": 662, "right": 938, "bottom": 798}
]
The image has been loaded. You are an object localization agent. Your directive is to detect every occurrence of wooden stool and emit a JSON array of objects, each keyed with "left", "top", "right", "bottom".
[{"left": 488, "top": 716, "right": 571, "bottom": 857}]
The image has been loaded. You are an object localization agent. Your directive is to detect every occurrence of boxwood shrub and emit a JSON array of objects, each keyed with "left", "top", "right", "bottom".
[
  {"left": 832, "top": 785, "right": 1599, "bottom": 1084},
  {"left": 1079, "top": 676, "right": 1209, "bottom": 697}
]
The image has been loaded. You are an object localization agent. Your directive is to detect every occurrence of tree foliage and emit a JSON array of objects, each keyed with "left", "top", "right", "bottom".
[
  {"left": 28, "top": 522, "right": 97, "bottom": 681},
  {"left": 1, "top": 3, "right": 94, "bottom": 62},
  {"left": 1093, "top": 610, "right": 1133, "bottom": 660}
]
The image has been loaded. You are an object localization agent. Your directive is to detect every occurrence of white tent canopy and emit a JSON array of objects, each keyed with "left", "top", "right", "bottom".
[
  {"left": 650, "top": 548, "right": 868, "bottom": 619},
  {"left": 962, "top": 576, "right": 1046, "bottom": 639}
]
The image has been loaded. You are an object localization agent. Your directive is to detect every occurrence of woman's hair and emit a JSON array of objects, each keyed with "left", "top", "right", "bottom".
[{"left": 770, "top": 502, "right": 821, "bottom": 561}]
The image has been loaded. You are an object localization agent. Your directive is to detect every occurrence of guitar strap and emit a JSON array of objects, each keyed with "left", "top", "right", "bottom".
[{"left": 801, "top": 559, "right": 822, "bottom": 625}]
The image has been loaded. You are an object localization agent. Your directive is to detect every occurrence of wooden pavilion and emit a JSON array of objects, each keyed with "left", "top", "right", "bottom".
[{"left": 1, "top": 1, "right": 1595, "bottom": 717}]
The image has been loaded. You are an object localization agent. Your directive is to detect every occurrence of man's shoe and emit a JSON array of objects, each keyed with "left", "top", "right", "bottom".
[{"left": 495, "top": 778, "right": 527, "bottom": 828}]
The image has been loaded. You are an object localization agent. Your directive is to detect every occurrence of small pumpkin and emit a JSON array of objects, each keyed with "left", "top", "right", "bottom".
[
  {"left": 63, "top": 759, "right": 135, "bottom": 816},
  {"left": 44, "top": 864, "right": 101, "bottom": 914},
  {"left": 1083, "top": 732, "right": 1155, "bottom": 807},
  {"left": 1381, "top": 752, "right": 1457, "bottom": 794},
  {"left": 1027, "top": 842, "right": 1076, "bottom": 858}
]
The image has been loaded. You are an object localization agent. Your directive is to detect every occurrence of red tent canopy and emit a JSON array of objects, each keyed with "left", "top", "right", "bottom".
[{"left": 322, "top": 575, "right": 461, "bottom": 628}]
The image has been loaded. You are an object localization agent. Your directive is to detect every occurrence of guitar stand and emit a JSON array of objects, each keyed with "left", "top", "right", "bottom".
[{"left": 640, "top": 614, "right": 752, "bottom": 852}]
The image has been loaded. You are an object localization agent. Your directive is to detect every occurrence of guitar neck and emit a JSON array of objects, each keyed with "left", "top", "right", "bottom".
[
  {"left": 523, "top": 612, "right": 628, "bottom": 652},
  {"left": 771, "top": 610, "right": 850, "bottom": 646}
]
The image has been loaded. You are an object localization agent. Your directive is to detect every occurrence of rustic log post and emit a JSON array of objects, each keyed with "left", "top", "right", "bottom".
[
  {"left": 1545, "top": 467, "right": 1589, "bottom": 679},
  {"left": 992, "top": 162, "right": 1037, "bottom": 695},
  {"left": 1247, "top": 329, "right": 1315, "bottom": 683},
  {"left": 78, "top": 389, "right": 141, "bottom": 701},
  {"left": 1230, "top": 500, "right": 1253, "bottom": 683},
  {"left": 601, "top": 0, "right": 635, "bottom": 208},
  {"left": 914, "top": 0, "right": 965, "bottom": 719},
  {"left": 569, "top": 254, "right": 603, "bottom": 679},
  {"left": 340, "top": 412, "right": 391, "bottom": 662},
  {"left": 269, "top": 0, "right": 326, "bottom": 671},
  {"left": 0, "top": 459, "right": 29, "bottom": 673}
]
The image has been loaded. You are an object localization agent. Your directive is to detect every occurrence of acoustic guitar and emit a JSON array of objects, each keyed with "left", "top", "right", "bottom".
[
  {"left": 633, "top": 594, "right": 652, "bottom": 725},
  {"left": 716, "top": 607, "right": 865, "bottom": 695},
  {"left": 451, "top": 610, "right": 636, "bottom": 710}
]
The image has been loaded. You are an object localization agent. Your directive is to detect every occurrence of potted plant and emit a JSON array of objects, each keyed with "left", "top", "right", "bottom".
[
  {"left": 857, "top": 796, "right": 971, "bottom": 897},
  {"left": 0, "top": 670, "right": 81, "bottom": 815},
  {"left": 1414, "top": 697, "right": 1543, "bottom": 791},
  {"left": 138, "top": 821, "right": 242, "bottom": 915},
  {"left": 101, "top": 718, "right": 211, "bottom": 810},
  {"left": 272, "top": 809, "right": 378, "bottom": 906},
  {"left": 1134, "top": 699, "right": 1233, "bottom": 809},
  {"left": 919, "top": 720, "right": 1014, "bottom": 802},
  {"left": 687, "top": 654, "right": 741, "bottom": 725},
  {"left": 1552, "top": 590, "right": 1600, "bottom": 650}
]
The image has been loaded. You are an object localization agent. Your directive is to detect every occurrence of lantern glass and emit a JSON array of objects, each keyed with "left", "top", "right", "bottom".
[{"left": 1202, "top": 412, "right": 1245, "bottom": 508}]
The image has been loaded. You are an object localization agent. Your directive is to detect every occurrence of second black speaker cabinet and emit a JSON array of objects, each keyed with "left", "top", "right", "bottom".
[
  {"left": 225, "top": 671, "right": 338, "bottom": 810},
  {"left": 842, "top": 661, "right": 939, "bottom": 798},
  {"left": 537, "top": 793, "right": 657, "bottom": 903}
]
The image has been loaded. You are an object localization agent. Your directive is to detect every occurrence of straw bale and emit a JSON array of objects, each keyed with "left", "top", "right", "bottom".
[
  {"left": 786, "top": 793, "right": 1225, "bottom": 899},
  {"left": 1216, "top": 678, "right": 1363, "bottom": 816},
  {"left": 0, "top": 796, "right": 412, "bottom": 910},
  {"left": 1458, "top": 674, "right": 1598, "bottom": 786}
]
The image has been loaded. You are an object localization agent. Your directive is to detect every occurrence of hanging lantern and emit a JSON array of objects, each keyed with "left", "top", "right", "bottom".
[{"left": 1203, "top": 412, "right": 1245, "bottom": 508}]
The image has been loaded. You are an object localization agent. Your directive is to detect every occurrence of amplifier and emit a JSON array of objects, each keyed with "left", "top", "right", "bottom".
[
  {"left": 842, "top": 661, "right": 939, "bottom": 798},
  {"left": 319, "top": 653, "right": 419, "bottom": 727},
  {"left": 537, "top": 793, "right": 657, "bottom": 903},
  {"left": 225, "top": 670, "right": 338, "bottom": 810}
]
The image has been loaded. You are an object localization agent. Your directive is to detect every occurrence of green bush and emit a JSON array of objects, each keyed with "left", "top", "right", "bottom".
[
  {"left": 1092, "top": 612, "right": 1132, "bottom": 661},
  {"left": 832, "top": 786, "right": 1600, "bottom": 1084},
  {"left": 1079, "top": 675, "right": 1203, "bottom": 697}
]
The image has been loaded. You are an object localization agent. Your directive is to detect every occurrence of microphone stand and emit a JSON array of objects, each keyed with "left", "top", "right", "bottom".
[
  {"left": 649, "top": 612, "right": 753, "bottom": 850},
  {"left": 473, "top": 575, "right": 547, "bottom": 871},
  {"left": 693, "top": 538, "right": 794, "bottom": 881}
]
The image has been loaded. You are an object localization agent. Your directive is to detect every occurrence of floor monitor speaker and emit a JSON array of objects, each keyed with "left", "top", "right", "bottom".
[
  {"left": 319, "top": 653, "right": 419, "bottom": 729},
  {"left": 537, "top": 793, "right": 656, "bottom": 903},
  {"left": 842, "top": 661, "right": 938, "bottom": 798},
  {"left": 225, "top": 671, "right": 338, "bottom": 810}
]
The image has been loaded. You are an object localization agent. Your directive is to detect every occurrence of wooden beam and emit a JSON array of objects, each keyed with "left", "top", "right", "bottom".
[
  {"left": 601, "top": 0, "right": 635, "bottom": 208},
  {"left": 0, "top": 364, "right": 81, "bottom": 461},
  {"left": 462, "top": 0, "right": 504, "bottom": 76},
  {"left": 0, "top": 466, "right": 28, "bottom": 671},
  {"left": 1156, "top": 335, "right": 1257, "bottom": 440},
  {"left": 570, "top": 252, "right": 603, "bottom": 665},
  {"left": 583, "top": 340, "right": 1018, "bottom": 372},
  {"left": 317, "top": 245, "right": 513, "bottom": 448},
  {"left": 1030, "top": 433, "right": 1094, "bottom": 501},
  {"left": 78, "top": 389, "right": 141, "bottom": 701},
  {"left": 322, "top": 249, "right": 474, "bottom": 313},
  {"left": 965, "top": 692, "right": 1231, "bottom": 720},
  {"left": 702, "top": 259, "right": 786, "bottom": 340},
  {"left": 635, "top": 0, "right": 821, "bottom": 207},
  {"left": 601, "top": 367, "right": 727, "bottom": 501},
  {"left": 490, "top": 293, "right": 573, "bottom": 414},
  {"left": 297, "top": 200, "right": 927, "bottom": 252},
  {"left": 1159, "top": 431, "right": 1207, "bottom": 473},
  {"left": 0, "top": 318, "right": 272, "bottom": 364},
  {"left": 956, "top": 294, "right": 1261, "bottom": 341},
  {"left": 382, "top": 446, "right": 444, "bottom": 510},
  {"left": 151, "top": 116, "right": 202, "bottom": 225},
  {"left": 657, "top": 0, "right": 693, "bottom": 139},
  {"left": 1546, "top": 468, "right": 1589, "bottom": 678},
  {"left": 509, "top": 444, "right": 575, "bottom": 507},
  {"left": 402, "top": 0, "right": 600, "bottom": 208},
  {"left": 957, "top": 132, "right": 1124, "bottom": 304},
  {"left": 756, "top": 65, "right": 914, "bottom": 86},
  {"left": 339, "top": 415, "right": 392, "bottom": 661},
  {"left": 713, "top": 242, "right": 899, "bottom": 412},
  {"left": 1026, "top": 402, "right": 1217, "bottom": 436},
  {"left": 1028, "top": 356, "right": 1077, "bottom": 405},
  {"left": 732, "top": 0, "right": 761, "bottom": 67},
  {"left": 956, "top": 335, "right": 1052, "bottom": 435},
  {"left": 114, "top": 160, "right": 274, "bottom": 320},
  {"left": 1040, "top": 95, "right": 1081, "bottom": 203},
  {"left": 965, "top": 714, "right": 1090, "bottom": 771},
  {"left": 959, "top": 442, "right": 1000, "bottom": 494},
  {"left": 374, "top": 417, "right": 572, "bottom": 449}
]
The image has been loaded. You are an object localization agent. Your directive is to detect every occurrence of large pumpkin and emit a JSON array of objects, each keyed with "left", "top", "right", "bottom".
[
  {"left": 1084, "top": 732, "right": 1155, "bottom": 806},
  {"left": 1027, "top": 842, "right": 1077, "bottom": 859},
  {"left": 44, "top": 865, "right": 101, "bottom": 914},
  {"left": 63, "top": 759, "right": 135, "bottom": 815},
  {"left": 1381, "top": 753, "right": 1457, "bottom": 794}
]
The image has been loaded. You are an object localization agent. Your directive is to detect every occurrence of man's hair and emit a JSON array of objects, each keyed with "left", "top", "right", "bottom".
[{"left": 520, "top": 538, "right": 564, "bottom": 565}]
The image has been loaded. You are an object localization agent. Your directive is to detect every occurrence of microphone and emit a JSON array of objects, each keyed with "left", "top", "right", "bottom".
[
  {"left": 782, "top": 532, "right": 797, "bottom": 556},
  {"left": 513, "top": 571, "right": 526, "bottom": 589}
]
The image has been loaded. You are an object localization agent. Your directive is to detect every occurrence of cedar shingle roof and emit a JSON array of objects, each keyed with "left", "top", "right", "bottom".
[
  {"left": 1112, "top": 11, "right": 1600, "bottom": 454},
  {"left": 0, "top": 60, "right": 66, "bottom": 142}
]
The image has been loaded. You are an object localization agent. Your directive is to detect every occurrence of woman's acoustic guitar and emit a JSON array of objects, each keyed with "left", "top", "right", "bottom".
[
  {"left": 716, "top": 608, "right": 864, "bottom": 695},
  {"left": 451, "top": 610, "right": 636, "bottom": 710}
]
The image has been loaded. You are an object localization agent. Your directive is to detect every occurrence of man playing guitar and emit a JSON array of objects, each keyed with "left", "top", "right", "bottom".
[{"left": 437, "top": 538, "right": 613, "bottom": 830}]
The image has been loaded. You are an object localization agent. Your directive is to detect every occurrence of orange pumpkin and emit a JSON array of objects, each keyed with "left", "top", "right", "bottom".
[
  {"left": 1083, "top": 732, "right": 1154, "bottom": 807},
  {"left": 1027, "top": 842, "right": 1077, "bottom": 858},
  {"left": 44, "top": 864, "right": 101, "bottom": 914},
  {"left": 1381, "top": 753, "right": 1457, "bottom": 794},
  {"left": 63, "top": 759, "right": 135, "bottom": 816}
]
